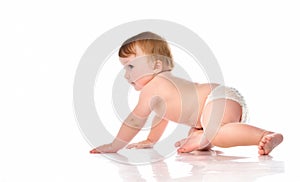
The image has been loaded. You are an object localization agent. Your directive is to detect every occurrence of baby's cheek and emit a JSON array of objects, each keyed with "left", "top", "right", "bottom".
[
  {"left": 130, "top": 71, "right": 143, "bottom": 81},
  {"left": 132, "top": 66, "right": 154, "bottom": 81},
  {"left": 136, "top": 75, "right": 153, "bottom": 85}
]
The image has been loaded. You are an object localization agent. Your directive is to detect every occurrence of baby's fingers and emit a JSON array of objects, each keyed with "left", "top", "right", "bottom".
[
  {"left": 126, "top": 143, "right": 138, "bottom": 149},
  {"left": 127, "top": 143, "right": 153, "bottom": 149},
  {"left": 135, "top": 143, "right": 153, "bottom": 149},
  {"left": 90, "top": 143, "right": 116, "bottom": 153},
  {"left": 90, "top": 148, "right": 102, "bottom": 154}
]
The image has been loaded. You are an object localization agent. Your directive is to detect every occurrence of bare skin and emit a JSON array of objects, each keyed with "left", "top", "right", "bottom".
[
  {"left": 258, "top": 132, "right": 284, "bottom": 155},
  {"left": 90, "top": 45, "right": 283, "bottom": 155},
  {"left": 174, "top": 99, "right": 283, "bottom": 155},
  {"left": 175, "top": 128, "right": 283, "bottom": 155}
]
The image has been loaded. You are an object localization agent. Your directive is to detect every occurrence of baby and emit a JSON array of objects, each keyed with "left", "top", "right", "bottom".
[{"left": 90, "top": 31, "right": 283, "bottom": 155}]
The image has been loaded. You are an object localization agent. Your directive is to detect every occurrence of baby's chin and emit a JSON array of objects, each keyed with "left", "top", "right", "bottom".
[
  {"left": 131, "top": 82, "right": 143, "bottom": 91},
  {"left": 133, "top": 84, "right": 142, "bottom": 91}
]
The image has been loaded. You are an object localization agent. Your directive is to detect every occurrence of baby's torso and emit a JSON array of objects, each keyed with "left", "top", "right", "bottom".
[{"left": 146, "top": 73, "right": 219, "bottom": 127}]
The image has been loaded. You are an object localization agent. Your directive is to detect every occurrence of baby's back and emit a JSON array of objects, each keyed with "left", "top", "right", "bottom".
[{"left": 146, "top": 72, "right": 218, "bottom": 127}]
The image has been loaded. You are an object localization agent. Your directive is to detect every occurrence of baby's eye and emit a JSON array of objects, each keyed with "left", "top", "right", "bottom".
[{"left": 128, "top": 65, "right": 134, "bottom": 69}]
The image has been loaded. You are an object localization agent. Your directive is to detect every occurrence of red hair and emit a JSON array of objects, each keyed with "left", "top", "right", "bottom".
[{"left": 118, "top": 31, "right": 174, "bottom": 69}]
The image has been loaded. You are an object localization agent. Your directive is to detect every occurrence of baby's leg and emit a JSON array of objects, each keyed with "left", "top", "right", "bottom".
[
  {"left": 212, "top": 123, "right": 283, "bottom": 155},
  {"left": 200, "top": 99, "right": 284, "bottom": 154},
  {"left": 212, "top": 123, "right": 265, "bottom": 147},
  {"left": 175, "top": 99, "right": 236, "bottom": 153}
]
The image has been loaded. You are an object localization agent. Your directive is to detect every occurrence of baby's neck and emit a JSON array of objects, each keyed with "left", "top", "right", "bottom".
[{"left": 156, "top": 69, "right": 172, "bottom": 75}]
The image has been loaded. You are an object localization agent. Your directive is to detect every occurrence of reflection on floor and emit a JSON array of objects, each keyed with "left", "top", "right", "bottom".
[{"left": 94, "top": 146, "right": 285, "bottom": 182}]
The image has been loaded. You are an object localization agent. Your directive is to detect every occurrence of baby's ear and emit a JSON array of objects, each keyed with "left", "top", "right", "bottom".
[{"left": 153, "top": 60, "right": 163, "bottom": 73}]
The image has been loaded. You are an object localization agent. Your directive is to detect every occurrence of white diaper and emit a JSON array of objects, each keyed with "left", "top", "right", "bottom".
[
  {"left": 198, "top": 85, "right": 248, "bottom": 149},
  {"left": 204, "top": 85, "right": 248, "bottom": 123}
]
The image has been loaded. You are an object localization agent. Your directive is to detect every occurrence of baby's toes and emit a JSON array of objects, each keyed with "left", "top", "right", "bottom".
[
  {"left": 261, "top": 136, "right": 270, "bottom": 144},
  {"left": 258, "top": 148, "right": 265, "bottom": 155},
  {"left": 175, "top": 139, "right": 187, "bottom": 147}
]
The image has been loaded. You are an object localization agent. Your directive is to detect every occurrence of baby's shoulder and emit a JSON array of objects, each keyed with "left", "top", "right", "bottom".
[{"left": 141, "top": 76, "right": 176, "bottom": 96}]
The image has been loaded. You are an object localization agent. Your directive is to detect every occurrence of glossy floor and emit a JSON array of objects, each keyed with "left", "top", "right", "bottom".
[{"left": 89, "top": 144, "right": 294, "bottom": 182}]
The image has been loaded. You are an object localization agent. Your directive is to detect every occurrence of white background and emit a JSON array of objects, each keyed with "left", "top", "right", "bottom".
[{"left": 1, "top": 0, "right": 299, "bottom": 181}]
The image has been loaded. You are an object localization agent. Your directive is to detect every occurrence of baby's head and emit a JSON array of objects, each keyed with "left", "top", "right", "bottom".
[{"left": 118, "top": 31, "right": 174, "bottom": 70}]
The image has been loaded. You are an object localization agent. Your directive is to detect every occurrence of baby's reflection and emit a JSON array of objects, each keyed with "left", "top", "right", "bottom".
[{"left": 99, "top": 149, "right": 284, "bottom": 182}]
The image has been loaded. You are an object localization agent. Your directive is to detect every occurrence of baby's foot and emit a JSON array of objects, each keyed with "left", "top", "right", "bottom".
[
  {"left": 258, "top": 132, "right": 283, "bottom": 155},
  {"left": 175, "top": 130, "right": 211, "bottom": 153}
]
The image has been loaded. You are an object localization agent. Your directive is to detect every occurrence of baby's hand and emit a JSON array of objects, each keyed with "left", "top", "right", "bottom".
[
  {"left": 126, "top": 139, "right": 154, "bottom": 149},
  {"left": 90, "top": 143, "right": 118, "bottom": 154}
]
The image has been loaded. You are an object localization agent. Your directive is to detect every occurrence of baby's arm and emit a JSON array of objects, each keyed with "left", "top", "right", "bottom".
[
  {"left": 90, "top": 89, "right": 152, "bottom": 154},
  {"left": 90, "top": 113, "right": 148, "bottom": 153},
  {"left": 127, "top": 116, "right": 168, "bottom": 149},
  {"left": 112, "top": 112, "right": 148, "bottom": 150}
]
